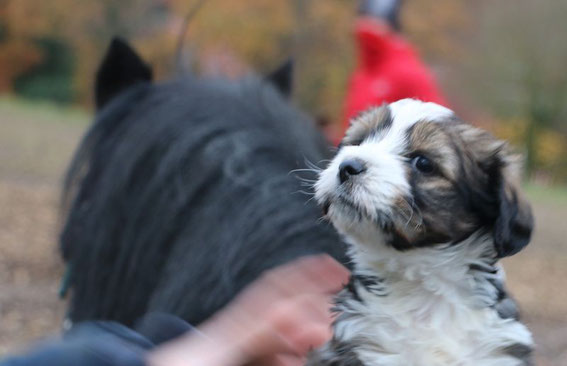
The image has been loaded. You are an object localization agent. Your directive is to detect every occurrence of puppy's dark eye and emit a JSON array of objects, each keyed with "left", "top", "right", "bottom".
[{"left": 412, "top": 155, "right": 435, "bottom": 174}]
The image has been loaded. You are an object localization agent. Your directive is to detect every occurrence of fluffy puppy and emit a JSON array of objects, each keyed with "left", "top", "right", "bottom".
[{"left": 309, "top": 99, "right": 534, "bottom": 366}]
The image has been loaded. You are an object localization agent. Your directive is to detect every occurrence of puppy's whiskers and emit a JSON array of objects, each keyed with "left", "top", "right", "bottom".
[
  {"left": 292, "top": 189, "right": 315, "bottom": 197},
  {"left": 398, "top": 197, "right": 423, "bottom": 230},
  {"left": 299, "top": 182, "right": 316, "bottom": 189},
  {"left": 288, "top": 168, "right": 320, "bottom": 175},
  {"left": 304, "top": 157, "right": 327, "bottom": 171}
]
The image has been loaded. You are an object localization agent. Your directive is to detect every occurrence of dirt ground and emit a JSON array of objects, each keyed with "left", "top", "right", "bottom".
[{"left": 0, "top": 99, "right": 566, "bottom": 364}]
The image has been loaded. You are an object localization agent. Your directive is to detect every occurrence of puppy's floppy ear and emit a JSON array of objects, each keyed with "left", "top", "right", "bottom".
[
  {"left": 266, "top": 59, "right": 293, "bottom": 98},
  {"left": 457, "top": 124, "right": 533, "bottom": 257},
  {"left": 491, "top": 154, "right": 533, "bottom": 257},
  {"left": 95, "top": 37, "right": 153, "bottom": 110}
]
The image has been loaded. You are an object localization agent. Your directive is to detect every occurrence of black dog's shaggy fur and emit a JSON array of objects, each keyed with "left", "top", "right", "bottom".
[{"left": 60, "top": 39, "right": 347, "bottom": 327}]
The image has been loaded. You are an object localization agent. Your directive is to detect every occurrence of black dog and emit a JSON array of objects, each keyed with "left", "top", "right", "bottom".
[{"left": 60, "top": 38, "right": 347, "bottom": 327}]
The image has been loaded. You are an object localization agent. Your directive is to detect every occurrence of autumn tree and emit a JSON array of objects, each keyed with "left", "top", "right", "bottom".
[{"left": 448, "top": 0, "right": 567, "bottom": 179}]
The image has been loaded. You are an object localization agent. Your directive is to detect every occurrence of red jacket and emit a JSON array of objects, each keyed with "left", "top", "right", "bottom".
[{"left": 339, "top": 19, "right": 448, "bottom": 143}]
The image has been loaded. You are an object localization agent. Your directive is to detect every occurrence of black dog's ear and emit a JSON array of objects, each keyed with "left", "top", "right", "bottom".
[
  {"left": 266, "top": 59, "right": 293, "bottom": 97},
  {"left": 95, "top": 37, "right": 153, "bottom": 110},
  {"left": 492, "top": 165, "right": 533, "bottom": 257}
]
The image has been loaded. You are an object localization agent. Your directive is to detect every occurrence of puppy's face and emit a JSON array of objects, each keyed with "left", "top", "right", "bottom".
[{"left": 315, "top": 99, "right": 533, "bottom": 257}]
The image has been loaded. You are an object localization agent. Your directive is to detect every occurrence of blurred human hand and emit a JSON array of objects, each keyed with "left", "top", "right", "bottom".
[{"left": 147, "top": 255, "right": 349, "bottom": 366}]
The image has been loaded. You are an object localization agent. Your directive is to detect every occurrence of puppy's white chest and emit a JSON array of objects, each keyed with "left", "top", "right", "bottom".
[{"left": 335, "top": 287, "right": 532, "bottom": 366}]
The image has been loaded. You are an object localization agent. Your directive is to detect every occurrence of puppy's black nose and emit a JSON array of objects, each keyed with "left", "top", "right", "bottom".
[{"left": 339, "top": 159, "right": 366, "bottom": 183}]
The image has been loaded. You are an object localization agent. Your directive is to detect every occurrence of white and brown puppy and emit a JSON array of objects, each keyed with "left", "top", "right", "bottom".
[{"left": 309, "top": 99, "right": 534, "bottom": 366}]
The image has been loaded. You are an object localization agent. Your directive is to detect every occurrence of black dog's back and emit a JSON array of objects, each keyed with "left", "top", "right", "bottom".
[{"left": 60, "top": 40, "right": 346, "bottom": 326}]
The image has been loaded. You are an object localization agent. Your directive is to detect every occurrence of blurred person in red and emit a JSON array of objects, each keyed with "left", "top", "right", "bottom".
[{"left": 337, "top": 0, "right": 448, "bottom": 143}]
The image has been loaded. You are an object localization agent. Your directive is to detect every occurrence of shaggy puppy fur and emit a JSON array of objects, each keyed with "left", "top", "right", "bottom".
[
  {"left": 60, "top": 39, "right": 347, "bottom": 327},
  {"left": 309, "top": 100, "right": 534, "bottom": 366}
]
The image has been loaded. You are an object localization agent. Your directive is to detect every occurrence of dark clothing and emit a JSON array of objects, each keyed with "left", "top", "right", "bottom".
[{"left": 0, "top": 313, "right": 193, "bottom": 366}]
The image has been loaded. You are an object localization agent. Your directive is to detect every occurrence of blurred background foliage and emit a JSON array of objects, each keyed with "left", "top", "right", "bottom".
[{"left": 0, "top": 0, "right": 566, "bottom": 183}]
